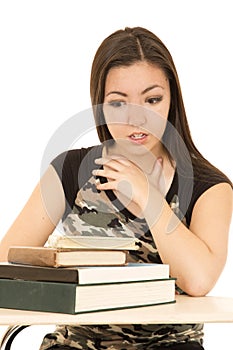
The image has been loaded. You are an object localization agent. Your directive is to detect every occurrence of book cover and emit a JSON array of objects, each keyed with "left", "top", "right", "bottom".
[
  {"left": 0, "top": 262, "right": 169, "bottom": 284},
  {"left": 0, "top": 278, "right": 176, "bottom": 314},
  {"left": 7, "top": 246, "right": 128, "bottom": 267},
  {"left": 47, "top": 235, "right": 140, "bottom": 250}
]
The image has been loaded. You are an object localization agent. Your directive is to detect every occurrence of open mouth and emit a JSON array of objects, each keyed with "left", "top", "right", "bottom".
[{"left": 129, "top": 133, "right": 148, "bottom": 142}]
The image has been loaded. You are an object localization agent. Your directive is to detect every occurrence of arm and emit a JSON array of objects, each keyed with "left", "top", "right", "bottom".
[
  {"left": 94, "top": 157, "right": 233, "bottom": 296},
  {"left": 146, "top": 182, "right": 232, "bottom": 296},
  {"left": 0, "top": 165, "right": 65, "bottom": 262}
]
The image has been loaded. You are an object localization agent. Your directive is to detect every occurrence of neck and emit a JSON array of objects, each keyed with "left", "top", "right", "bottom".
[{"left": 103, "top": 140, "right": 167, "bottom": 174}]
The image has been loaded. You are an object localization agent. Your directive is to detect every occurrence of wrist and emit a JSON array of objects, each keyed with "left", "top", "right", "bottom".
[{"left": 141, "top": 185, "right": 166, "bottom": 228}]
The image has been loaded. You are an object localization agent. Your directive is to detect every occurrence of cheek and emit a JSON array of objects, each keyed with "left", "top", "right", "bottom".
[
  {"left": 106, "top": 124, "right": 125, "bottom": 139},
  {"left": 103, "top": 105, "right": 129, "bottom": 125},
  {"left": 142, "top": 109, "right": 168, "bottom": 140},
  {"left": 103, "top": 105, "right": 132, "bottom": 139}
]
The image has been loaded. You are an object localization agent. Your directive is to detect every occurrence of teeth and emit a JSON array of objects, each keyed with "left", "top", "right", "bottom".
[{"left": 131, "top": 133, "right": 145, "bottom": 139}]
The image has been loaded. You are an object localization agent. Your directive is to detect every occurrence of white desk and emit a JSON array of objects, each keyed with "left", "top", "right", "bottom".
[{"left": 0, "top": 295, "right": 233, "bottom": 326}]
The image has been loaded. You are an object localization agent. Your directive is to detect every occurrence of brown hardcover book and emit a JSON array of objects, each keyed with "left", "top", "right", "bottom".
[{"left": 7, "top": 246, "right": 128, "bottom": 267}]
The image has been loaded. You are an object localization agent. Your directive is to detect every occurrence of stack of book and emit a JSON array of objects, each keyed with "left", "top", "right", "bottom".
[{"left": 0, "top": 235, "right": 176, "bottom": 314}]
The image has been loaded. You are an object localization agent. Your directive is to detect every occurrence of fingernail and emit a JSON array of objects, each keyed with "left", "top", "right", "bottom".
[{"left": 95, "top": 177, "right": 100, "bottom": 185}]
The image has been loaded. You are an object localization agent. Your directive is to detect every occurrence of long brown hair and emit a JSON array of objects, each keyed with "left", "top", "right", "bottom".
[{"left": 90, "top": 26, "right": 231, "bottom": 184}]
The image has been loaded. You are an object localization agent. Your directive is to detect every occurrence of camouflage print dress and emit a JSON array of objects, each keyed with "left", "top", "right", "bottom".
[{"left": 39, "top": 145, "right": 226, "bottom": 349}]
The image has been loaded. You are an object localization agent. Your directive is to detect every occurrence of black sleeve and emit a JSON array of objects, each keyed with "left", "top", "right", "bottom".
[
  {"left": 185, "top": 171, "right": 232, "bottom": 226},
  {"left": 166, "top": 166, "right": 232, "bottom": 227},
  {"left": 51, "top": 145, "right": 102, "bottom": 220}
]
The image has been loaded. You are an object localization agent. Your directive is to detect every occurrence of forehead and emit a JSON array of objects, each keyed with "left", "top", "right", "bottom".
[{"left": 105, "top": 62, "right": 169, "bottom": 92}]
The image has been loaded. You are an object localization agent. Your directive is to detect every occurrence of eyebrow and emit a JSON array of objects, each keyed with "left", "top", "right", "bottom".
[{"left": 105, "top": 84, "right": 164, "bottom": 97}]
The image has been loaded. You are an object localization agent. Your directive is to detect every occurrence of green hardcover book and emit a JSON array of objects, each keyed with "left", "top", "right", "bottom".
[{"left": 0, "top": 278, "right": 176, "bottom": 314}]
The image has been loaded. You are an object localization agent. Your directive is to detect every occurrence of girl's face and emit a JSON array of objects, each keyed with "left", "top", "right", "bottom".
[{"left": 103, "top": 61, "right": 171, "bottom": 156}]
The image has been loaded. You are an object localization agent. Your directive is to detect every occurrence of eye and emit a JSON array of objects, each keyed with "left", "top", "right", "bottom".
[
  {"left": 146, "top": 96, "right": 163, "bottom": 104},
  {"left": 107, "top": 100, "right": 126, "bottom": 108}
]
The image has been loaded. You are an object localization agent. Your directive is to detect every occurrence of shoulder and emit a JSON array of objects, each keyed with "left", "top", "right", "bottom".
[
  {"left": 195, "top": 181, "right": 232, "bottom": 203},
  {"left": 50, "top": 145, "right": 103, "bottom": 219},
  {"left": 192, "top": 165, "right": 232, "bottom": 200},
  {"left": 190, "top": 181, "right": 232, "bottom": 239},
  {"left": 183, "top": 163, "right": 232, "bottom": 226},
  {"left": 51, "top": 144, "right": 103, "bottom": 180}
]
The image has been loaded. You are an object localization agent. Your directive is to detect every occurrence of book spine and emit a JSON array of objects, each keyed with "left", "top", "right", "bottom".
[
  {"left": 0, "top": 279, "right": 76, "bottom": 314},
  {"left": 8, "top": 248, "right": 58, "bottom": 267},
  {"left": 0, "top": 265, "right": 80, "bottom": 283}
]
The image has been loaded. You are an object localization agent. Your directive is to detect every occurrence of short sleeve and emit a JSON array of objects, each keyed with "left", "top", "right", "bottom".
[{"left": 51, "top": 145, "right": 102, "bottom": 219}]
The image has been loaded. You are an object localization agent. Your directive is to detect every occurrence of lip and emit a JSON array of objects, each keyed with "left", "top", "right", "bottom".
[{"left": 128, "top": 133, "right": 148, "bottom": 144}]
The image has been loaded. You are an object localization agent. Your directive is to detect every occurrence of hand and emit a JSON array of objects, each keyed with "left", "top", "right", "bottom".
[{"left": 92, "top": 156, "right": 164, "bottom": 211}]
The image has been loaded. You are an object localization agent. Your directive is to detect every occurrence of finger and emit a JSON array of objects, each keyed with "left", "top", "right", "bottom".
[
  {"left": 95, "top": 157, "right": 129, "bottom": 171},
  {"left": 95, "top": 178, "right": 133, "bottom": 203},
  {"left": 92, "top": 168, "right": 118, "bottom": 180},
  {"left": 152, "top": 157, "right": 163, "bottom": 177},
  {"left": 109, "top": 155, "right": 131, "bottom": 166},
  {"left": 95, "top": 179, "right": 118, "bottom": 191},
  {"left": 151, "top": 157, "right": 167, "bottom": 195},
  {"left": 94, "top": 157, "right": 111, "bottom": 165}
]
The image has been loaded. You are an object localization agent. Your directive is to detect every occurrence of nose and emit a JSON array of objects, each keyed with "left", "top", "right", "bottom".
[{"left": 127, "top": 104, "right": 147, "bottom": 126}]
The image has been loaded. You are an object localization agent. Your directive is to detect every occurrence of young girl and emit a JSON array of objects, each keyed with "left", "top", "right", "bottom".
[{"left": 0, "top": 27, "right": 232, "bottom": 350}]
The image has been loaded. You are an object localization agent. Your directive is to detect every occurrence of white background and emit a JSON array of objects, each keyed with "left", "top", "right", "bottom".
[{"left": 0, "top": 0, "right": 232, "bottom": 349}]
